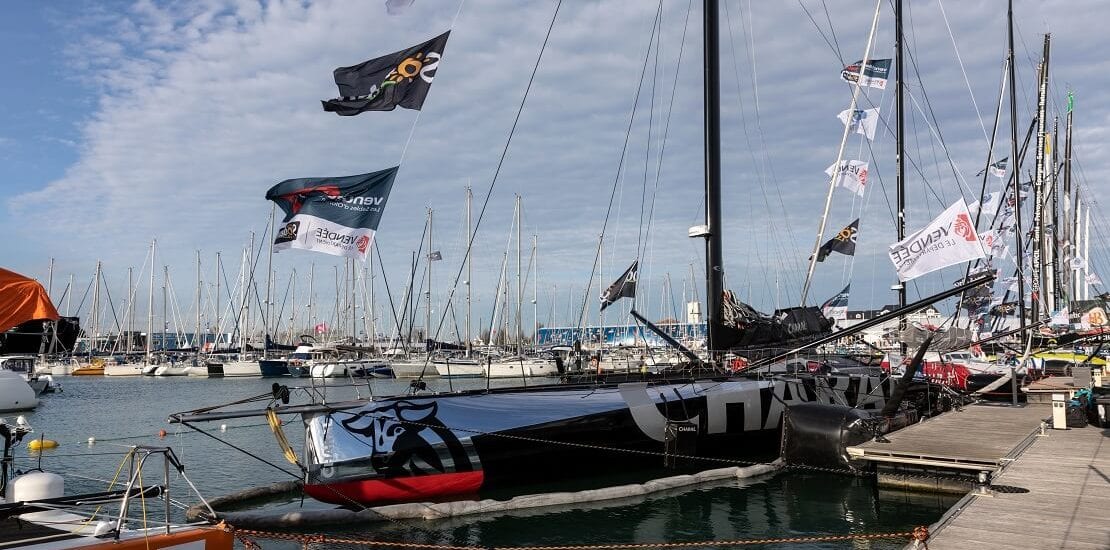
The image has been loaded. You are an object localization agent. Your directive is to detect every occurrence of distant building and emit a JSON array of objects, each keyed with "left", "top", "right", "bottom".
[
  {"left": 536, "top": 323, "right": 706, "bottom": 347},
  {"left": 838, "top": 305, "right": 943, "bottom": 349}
]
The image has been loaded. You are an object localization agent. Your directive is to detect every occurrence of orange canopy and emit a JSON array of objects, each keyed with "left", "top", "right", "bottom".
[{"left": 0, "top": 267, "right": 60, "bottom": 333}]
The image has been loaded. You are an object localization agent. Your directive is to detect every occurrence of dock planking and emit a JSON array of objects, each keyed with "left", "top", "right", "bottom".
[
  {"left": 922, "top": 422, "right": 1110, "bottom": 550},
  {"left": 848, "top": 403, "right": 1049, "bottom": 470}
]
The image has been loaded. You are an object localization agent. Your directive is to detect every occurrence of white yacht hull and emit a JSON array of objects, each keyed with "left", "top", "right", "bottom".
[
  {"left": 310, "top": 362, "right": 347, "bottom": 378},
  {"left": 104, "top": 364, "right": 145, "bottom": 376},
  {"left": 389, "top": 360, "right": 437, "bottom": 378},
  {"left": 207, "top": 360, "right": 262, "bottom": 377},
  {"left": 433, "top": 359, "right": 484, "bottom": 378},
  {"left": 485, "top": 358, "right": 559, "bottom": 378},
  {"left": 153, "top": 364, "right": 192, "bottom": 376},
  {"left": 0, "top": 371, "right": 38, "bottom": 412}
]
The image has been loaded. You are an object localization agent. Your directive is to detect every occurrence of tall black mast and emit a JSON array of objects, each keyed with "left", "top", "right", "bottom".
[
  {"left": 1008, "top": 0, "right": 1028, "bottom": 341},
  {"left": 703, "top": 0, "right": 723, "bottom": 359},
  {"left": 895, "top": 0, "right": 906, "bottom": 351}
]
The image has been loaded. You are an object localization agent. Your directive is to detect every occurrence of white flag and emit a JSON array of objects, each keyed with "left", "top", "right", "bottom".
[
  {"left": 978, "top": 229, "right": 997, "bottom": 250},
  {"left": 998, "top": 209, "right": 1016, "bottom": 231},
  {"left": 824, "top": 160, "right": 869, "bottom": 197},
  {"left": 978, "top": 229, "right": 1008, "bottom": 259},
  {"left": 888, "top": 198, "right": 986, "bottom": 281},
  {"left": 968, "top": 191, "right": 1001, "bottom": 218},
  {"left": 838, "top": 108, "right": 880, "bottom": 140},
  {"left": 1071, "top": 256, "right": 1088, "bottom": 271},
  {"left": 1087, "top": 273, "right": 1102, "bottom": 286}
]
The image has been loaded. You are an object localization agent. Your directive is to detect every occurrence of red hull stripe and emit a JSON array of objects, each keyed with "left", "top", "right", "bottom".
[{"left": 304, "top": 471, "right": 485, "bottom": 505}]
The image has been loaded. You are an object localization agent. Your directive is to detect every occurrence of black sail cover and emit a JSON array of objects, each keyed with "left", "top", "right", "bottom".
[
  {"left": 717, "top": 290, "right": 833, "bottom": 349},
  {"left": 322, "top": 31, "right": 450, "bottom": 115}
]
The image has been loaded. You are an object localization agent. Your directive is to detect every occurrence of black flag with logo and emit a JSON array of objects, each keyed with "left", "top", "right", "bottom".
[
  {"left": 322, "top": 31, "right": 450, "bottom": 116},
  {"left": 816, "top": 219, "right": 859, "bottom": 262},
  {"left": 600, "top": 260, "right": 638, "bottom": 311}
]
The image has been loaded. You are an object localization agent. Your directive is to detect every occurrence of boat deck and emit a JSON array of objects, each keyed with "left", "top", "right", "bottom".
[
  {"left": 0, "top": 517, "right": 82, "bottom": 548},
  {"left": 848, "top": 403, "right": 1049, "bottom": 471},
  {"left": 922, "top": 422, "right": 1110, "bottom": 549}
]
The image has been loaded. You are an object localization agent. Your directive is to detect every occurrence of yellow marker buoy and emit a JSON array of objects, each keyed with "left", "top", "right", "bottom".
[{"left": 28, "top": 439, "right": 59, "bottom": 451}]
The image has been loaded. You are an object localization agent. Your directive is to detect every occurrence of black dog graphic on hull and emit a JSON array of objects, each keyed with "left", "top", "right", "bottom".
[{"left": 340, "top": 400, "right": 475, "bottom": 477}]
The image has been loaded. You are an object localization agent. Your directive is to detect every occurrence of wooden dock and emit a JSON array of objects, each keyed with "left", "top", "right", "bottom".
[
  {"left": 1023, "top": 375, "right": 1084, "bottom": 403},
  {"left": 922, "top": 422, "right": 1110, "bottom": 549},
  {"left": 848, "top": 403, "right": 1049, "bottom": 475}
]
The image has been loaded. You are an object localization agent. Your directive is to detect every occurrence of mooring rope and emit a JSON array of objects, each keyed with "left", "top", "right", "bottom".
[{"left": 224, "top": 524, "right": 931, "bottom": 549}]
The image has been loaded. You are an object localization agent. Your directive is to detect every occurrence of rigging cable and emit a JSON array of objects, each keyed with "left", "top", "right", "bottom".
[
  {"left": 736, "top": 0, "right": 808, "bottom": 304},
  {"left": 419, "top": 0, "right": 564, "bottom": 378},
  {"left": 642, "top": 0, "right": 696, "bottom": 321},
  {"left": 574, "top": 0, "right": 663, "bottom": 334}
]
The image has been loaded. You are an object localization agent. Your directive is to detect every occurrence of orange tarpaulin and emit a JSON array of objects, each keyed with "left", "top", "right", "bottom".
[{"left": 0, "top": 268, "right": 60, "bottom": 333}]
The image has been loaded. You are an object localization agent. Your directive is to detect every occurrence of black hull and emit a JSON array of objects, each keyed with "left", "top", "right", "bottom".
[
  {"left": 0, "top": 317, "right": 80, "bottom": 355},
  {"left": 300, "top": 374, "right": 901, "bottom": 505}
]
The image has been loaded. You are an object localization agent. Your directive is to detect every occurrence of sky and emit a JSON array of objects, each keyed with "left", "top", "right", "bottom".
[{"left": 2, "top": 0, "right": 1108, "bottom": 340}]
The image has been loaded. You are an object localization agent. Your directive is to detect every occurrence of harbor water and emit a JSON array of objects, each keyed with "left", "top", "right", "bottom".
[{"left": 13, "top": 375, "right": 961, "bottom": 549}]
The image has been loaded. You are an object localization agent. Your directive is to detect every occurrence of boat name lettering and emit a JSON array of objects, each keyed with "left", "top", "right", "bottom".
[
  {"left": 314, "top": 227, "right": 357, "bottom": 245},
  {"left": 622, "top": 377, "right": 890, "bottom": 443},
  {"left": 339, "top": 196, "right": 386, "bottom": 206},
  {"left": 890, "top": 224, "right": 956, "bottom": 268}
]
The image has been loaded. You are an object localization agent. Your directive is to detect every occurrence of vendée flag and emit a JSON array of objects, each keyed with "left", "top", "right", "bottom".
[
  {"left": 266, "top": 167, "right": 398, "bottom": 262},
  {"left": 888, "top": 198, "right": 985, "bottom": 282},
  {"left": 820, "top": 284, "right": 850, "bottom": 322},
  {"left": 840, "top": 59, "right": 891, "bottom": 89},
  {"left": 825, "top": 160, "right": 869, "bottom": 197}
]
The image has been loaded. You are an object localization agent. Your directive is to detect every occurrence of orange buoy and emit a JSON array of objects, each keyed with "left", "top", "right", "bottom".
[{"left": 158, "top": 429, "right": 167, "bottom": 439}]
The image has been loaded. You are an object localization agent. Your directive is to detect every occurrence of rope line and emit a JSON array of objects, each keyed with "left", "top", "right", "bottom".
[{"left": 224, "top": 525, "right": 929, "bottom": 549}]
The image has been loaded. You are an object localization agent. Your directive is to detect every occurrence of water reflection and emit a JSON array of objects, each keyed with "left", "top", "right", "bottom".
[{"left": 304, "top": 474, "right": 958, "bottom": 550}]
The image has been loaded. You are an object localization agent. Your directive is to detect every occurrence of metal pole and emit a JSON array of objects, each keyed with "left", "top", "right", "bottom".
[
  {"left": 46, "top": 258, "right": 54, "bottom": 302},
  {"left": 1031, "top": 34, "right": 1051, "bottom": 322},
  {"left": 1062, "top": 92, "right": 1074, "bottom": 299},
  {"left": 516, "top": 195, "right": 523, "bottom": 352},
  {"left": 1008, "top": 0, "right": 1028, "bottom": 343},
  {"left": 147, "top": 240, "right": 155, "bottom": 362},
  {"left": 799, "top": 0, "right": 884, "bottom": 305},
  {"left": 466, "top": 184, "right": 472, "bottom": 357},
  {"left": 703, "top": 0, "right": 723, "bottom": 359},
  {"left": 426, "top": 208, "right": 433, "bottom": 347},
  {"left": 265, "top": 204, "right": 275, "bottom": 355},
  {"left": 195, "top": 251, "right": 201, "bottom": 351},
  {"left": 128, "top": 267, "right": 134, "bottom": 354},
  {"left": 215, "top": 252, "right": 221, "bottom": 351},
  {"left": 1083, "top": 208, "right": 1090, "bottom": 300},
  {"left": 533, "top": 234, "right": 539, "bottom": 351},
  {"left": 1048, "top": 116, "right": 1059, "bottom": 311}
]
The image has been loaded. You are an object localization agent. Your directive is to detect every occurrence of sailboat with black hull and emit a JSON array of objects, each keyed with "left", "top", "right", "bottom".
[{"left": 170, "top": 1, "right": 978, "bottom": 507}]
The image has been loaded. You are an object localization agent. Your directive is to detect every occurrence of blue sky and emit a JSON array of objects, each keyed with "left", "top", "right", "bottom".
[{"left": 2, "top": 0, "right": 1107, "bottom": 339}]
